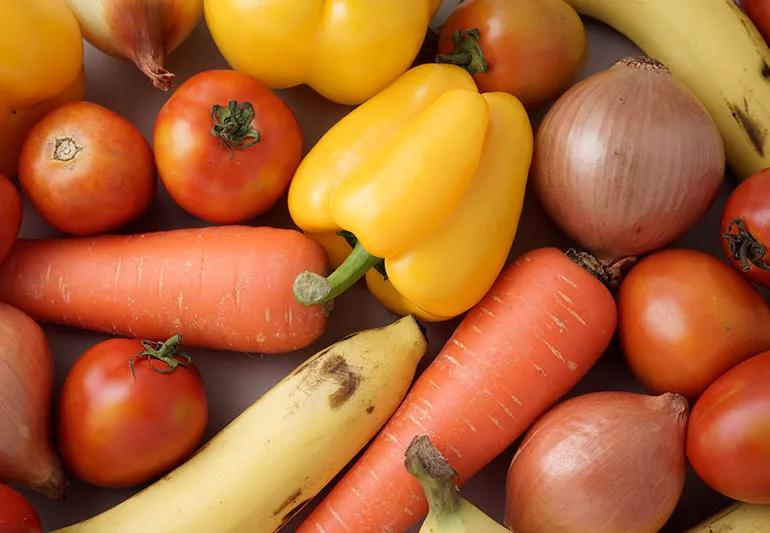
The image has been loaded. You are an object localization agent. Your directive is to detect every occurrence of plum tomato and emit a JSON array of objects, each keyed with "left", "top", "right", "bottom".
[{"left": 0, "top": 483, "right": 42, "bottom": 533}]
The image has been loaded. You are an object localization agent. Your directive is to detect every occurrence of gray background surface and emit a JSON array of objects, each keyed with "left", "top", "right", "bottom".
[{"left": 23, "top": 3, "right": 732, "bottom": 530}]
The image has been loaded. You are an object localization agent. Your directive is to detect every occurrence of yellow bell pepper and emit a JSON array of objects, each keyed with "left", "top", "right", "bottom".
[
  {"left": 0, "top": 0, "right": 82, "bottom": 108},
  {"left": 203, "top": 0, "right": 441, "bottom": 105},
  {"left": 289, "top": 64, "right": 533, "bottom": 321}
]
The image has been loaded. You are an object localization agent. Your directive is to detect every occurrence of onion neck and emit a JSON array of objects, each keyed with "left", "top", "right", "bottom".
[
  {"left": 436, "top": 28, "right": 489, "bottom": 74},
  {"left": 722, "top": 218, "right": 770, "bottom": 271},
  {"left": 404, "top": 435, "right": 461, "bottom": 516}
]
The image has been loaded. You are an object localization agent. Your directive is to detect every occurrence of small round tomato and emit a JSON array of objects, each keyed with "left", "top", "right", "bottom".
[
  {"left": 19, "top": 101, "right": 155, "bottom": 235},
  {"left": 58, "top": 336, "right": 207, "bottom": 488},
  {"left": 438, "top": 0, "right": 586, "bottom": 107},
  {"left": 687, "top": 351, "right": 770, "bottom": 503},
  {"left": 0, "top": 484, "right": 42, "bottom": 533},
  {"left": 0, "top": 174, "right": 22, "bottom": 263},
  {"left": 619, "top": 248, "right": 770, "bottom": 398},
  {"left": 721, "top": 167, "right": 770, "bottom": 288},
  {"left": 154, "top": 70, "right": 303, "bottom": 224}
]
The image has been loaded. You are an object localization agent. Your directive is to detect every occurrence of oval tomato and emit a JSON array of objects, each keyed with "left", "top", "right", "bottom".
[
  {"left": 19, "top": 101, "right": 155, "bottom": 235},
  {"left": 0, "top": 174, "right": 22, "bottom": 264},
  {"left": 619, "top": 248, "right": 770, "bottom": 398},
  {"left": 0, "top": 484, "right": 42, "bottom": 533},
  {"left": 687, "top": 351, "right": 770, "bottom": 503},
  {"left": 721, "top": 167, "right": 770, "bottom": 288},
  {"left": 57, "top": 336, "right": 207, "bottom": 488},
  {"left": 154, "top": 70, "right": 303, "bottom": 224},
  {"left": 438, "top": 0, "right": 586, "bottom": 107}
]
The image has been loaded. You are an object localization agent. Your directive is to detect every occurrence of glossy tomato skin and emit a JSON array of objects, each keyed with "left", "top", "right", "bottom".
[
  {"left": 57, "top": 338, "right": 207, "bottom": 488},
  {"left": 687, "top": 351, "right": 770, "bottom": 503},
  {"left": 743, "top": 0, "right": 770, "bottom": 45},
  {"left": 438, "top": 0, "right": 586, "bottom": 108},
  {"left": 619, "top": 249, "right": 770, "bottom": 398},
  {"left": 721, "top": 167, "right": 770, "bottom": 288},
  {"left": 19, "top": 101, "right": 155, "bottom": 235},
  {"left": 0, "top": 174, "right": 21, "bottom": 264},
  {"left": 0, "top": 484, "right": 42, "bottom": 533},
  {"left": 154, "top": 70, "right": 303, "bottom": 224}
]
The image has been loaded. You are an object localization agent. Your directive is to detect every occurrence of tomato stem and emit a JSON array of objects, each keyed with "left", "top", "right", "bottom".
[
  {"left": 436, "top": 28, "right": 489, "bottom": 74},
  {"left": 293, "top": 240, "right": 383, "bottom": 306},
  {"left": 723, "top": 218, "right": 770, "bottom": 272},
  {"left": 210, "top": 100, "right": 261, "bottom": 150},
  {"left": 129, "top": 335, "right": 191, "bottom": 377}
]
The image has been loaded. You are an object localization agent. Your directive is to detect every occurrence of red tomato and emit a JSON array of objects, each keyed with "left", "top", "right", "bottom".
[
  {"left": 0, "top": 484, "right": 42, "bottom": 533},
  {"left": 154, "top": 70, "right": 303, "bottom": 224},
  {"left": 438, "top": 0, "right": 586, "bottom": 107},
  {"left": 58, "top": 336, "right": 207, "bottom": 488},
  {"left": 721, "top": 167, "right": 770, "bottom": 288},
  {"left": 18, "top": 101, "right": 155, "bottom": 235},
  {"left": 742, "top": 0, "right": 770, "bottom": 45},
  {"left": 0, "top": 174, "right": 21, "bottom": 263},
  {"left": 687, "top": 351, "right": 770, "bottom": 503},
  {"left": 619, "top": 248, "right": 770, "bottom": 398}
]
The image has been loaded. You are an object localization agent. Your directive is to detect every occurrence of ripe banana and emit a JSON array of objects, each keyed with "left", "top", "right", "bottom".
[
  {"left": 405, "top": 435, "right": 508, "bottom": 533},
  {"left": 565, "top": 0, "right": 770, "bottom": 180},
  {"left": 688, "top": 503, "right": 770, "bottom": 532},
  {"left": 55, "top": 316, "right": 428, "bottom": 533}
]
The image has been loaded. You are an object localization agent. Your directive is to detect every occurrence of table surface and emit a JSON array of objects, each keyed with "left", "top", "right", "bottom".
[{"left": 25, "top": 4, "right": 733, "bottom": 531}]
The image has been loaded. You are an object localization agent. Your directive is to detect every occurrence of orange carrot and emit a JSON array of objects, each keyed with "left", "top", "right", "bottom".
[
  {"left": 299, "top": 247, "right": 617, "bottom": 532},
  {"left": 0, "top": 226, "right": 328, "bottom": 354}
]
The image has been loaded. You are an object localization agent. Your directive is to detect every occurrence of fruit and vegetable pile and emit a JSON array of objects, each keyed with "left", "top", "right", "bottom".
[{"left": 2, "top": 0, "right": 770, "bottom": 532}]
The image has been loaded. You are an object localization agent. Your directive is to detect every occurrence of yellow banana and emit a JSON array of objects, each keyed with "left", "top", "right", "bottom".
[
  {"left": 55, "top": 317, "right": 428, "bottom": 533},
  {"left": 566, "top": 0, "right": 770, "bottom": 180},
  {"left": 688, "top": 503, "right": 770, "bottom": 532},
  {"left": 405, "top": 435, "right": 508, "bottom": 533}
]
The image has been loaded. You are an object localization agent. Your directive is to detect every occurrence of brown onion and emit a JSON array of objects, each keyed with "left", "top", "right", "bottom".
[
  {"left": 0, "top": 303, "right": 66, "bottom": 500},
  {"left": 505, "top": 391, "right": 688, "bottom": 533},
  {"left": 533, "top": 56, "right": 724, "bottom": 262}
]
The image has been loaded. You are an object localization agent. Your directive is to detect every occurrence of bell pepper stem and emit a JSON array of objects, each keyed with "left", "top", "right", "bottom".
[
  {"left": 294, "top": 242, "right": 383, "bottom": 306},
  {"left": 436, "top": 28, "right": 489, "bottom": 74}
]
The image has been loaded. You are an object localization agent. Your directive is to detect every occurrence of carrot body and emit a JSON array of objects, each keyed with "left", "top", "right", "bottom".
[
  {"left": 0, "top": 226, "right": 328, "bottom": 353},
  {"left": 299, "top": 247, "right": 617, "bottom": 532}
]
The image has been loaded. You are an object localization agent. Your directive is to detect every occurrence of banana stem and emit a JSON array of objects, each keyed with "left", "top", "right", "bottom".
[
  {"left": 293, "top": 242, "right": 383, "bottom": 306},
  {"left": 405, "top": 435, "right": 461, "bottom": 516}
]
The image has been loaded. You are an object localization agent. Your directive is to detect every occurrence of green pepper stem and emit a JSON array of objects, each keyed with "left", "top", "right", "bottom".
[
  {"left": 404, "top": 435, "right": 461, "bottom": 516},
  {"left": 436, "top": 28, "right": 489, "bottom": 74},
  {"left": 294, "top": 242, "right": 383, "bottom": 306}
]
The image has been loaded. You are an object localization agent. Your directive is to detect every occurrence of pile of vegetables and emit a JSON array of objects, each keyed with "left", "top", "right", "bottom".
[{"left": 1, "top": 0, "right": 769, "bottom": 531}]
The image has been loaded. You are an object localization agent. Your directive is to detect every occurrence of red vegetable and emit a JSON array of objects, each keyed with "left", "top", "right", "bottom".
[
  {"left": 687, "top": 351, "right": 770, "bottom": 503},
  {"left": 505, "top": 391, "right": 688, "bottom": 533},
  {"left": 154, "top": 70, "right": 303, "bottom": 224},
  {"left": 58, "top": 336, "right": 207, "bottom": 488},
  {"left": 721, "top": 167, "right": 770, "bottom": 288},
  {"left": 299, "top": 248, "right": 617, "bottom": 532},
  {"left": 0, "top": 303, "right": 65, "bottom": 500},
  {"left": 19, "top": 101, "right": 155, "bottom": 235},
  {"left": 742, "top": 0, "right": 770, "bottom": 45},
  {"left": 0, "top": 483, "right": 42, "bottom": 533},
  {"left": 619, "top": 248, "right": 770, "bottom": 398},
  {"left": 0, "top": 174, "right": 21, "bottom": 264},
  {"left": 0, "top": 226, "right": 328, "bottom": 353},
  {"left": 438, "top": 0, "right": 586, "bottom": 107}
]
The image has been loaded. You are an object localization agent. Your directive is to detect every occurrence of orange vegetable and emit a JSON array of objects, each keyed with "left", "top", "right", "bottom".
[
  {"left": 0, "top": 226, "right": 328, "bottom": 353},
  {"left": 299, "top": 247, "right": 617, "bottom": 532},
  {"left": 0, "top": 174, "right": 21, "bottom": 264}
]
